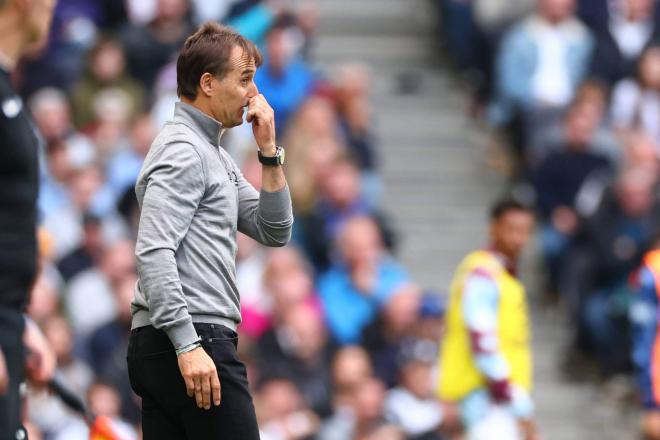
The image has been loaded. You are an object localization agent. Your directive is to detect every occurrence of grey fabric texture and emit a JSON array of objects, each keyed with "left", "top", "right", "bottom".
[{"left": 132, "top": 102, "right": 293, "bottom": 350}]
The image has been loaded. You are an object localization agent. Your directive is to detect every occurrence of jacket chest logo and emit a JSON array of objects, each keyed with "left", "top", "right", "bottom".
[{"left": 228, "top": 170, "right": 238, "bottom": 186}]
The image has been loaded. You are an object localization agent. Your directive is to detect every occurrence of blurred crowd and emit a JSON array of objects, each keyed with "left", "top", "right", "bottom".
[
  {"left": 19, "top": 0, "right": 455, "bottom": 439},
  {"left": 440, "top": 0, "right": 660, "bottom": 434}
]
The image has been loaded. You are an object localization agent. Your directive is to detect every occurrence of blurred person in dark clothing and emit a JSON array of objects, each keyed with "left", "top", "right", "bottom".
[
  {"left": 528, "top": 79, "right": 622, "bottom": 166},
  {"left": 56, "top": 212, "right": 103, "bottom": 282},
  {"left": 0, "top": 0, "right": 58, "bottom": 438},
  {"left": 333, "top": 64, "right": 377, "bottom": 172},
  {"left": 532, "top": 100, "right": 614, "bottom": 294},
  {"left": 438, "top": 200, "right": 538, "bottom": 440},
  {"left": 565, "top": 167, "right": 660, "bottom": 375},
  {"left": 300, "top": 157, "right": 395, "bottom": 272},
  {"left": 257, "top": 302, "right": 334, "bottom": 417},
  {"left": 589, "top": 0, "right": 660, "bottom": 86},
  {"left": 361, "top": 284, "right": 422, "bottom": 387},
  {"left": 120, "top": 0, "right": 194, "bottom": 88}
]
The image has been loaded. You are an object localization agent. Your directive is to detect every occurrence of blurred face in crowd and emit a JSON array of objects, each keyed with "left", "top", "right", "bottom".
[
  {"left": 331, "top": 346, "right": 373, "bottom": 393},
  {"left": 624, "top": 133, "right": 659, "bottom": 174},
  {"left": 70, "top": 166, "right": 103, "bottom": 210},
  {"left": 400, "top": 361, "right": 434, "bottom": 399},
  {"left": 43, "top": 315, "right": 74, "bottom": 363},
  {"left": 91, "top": 40, "right": 126, "bottom": 83},
  {"left": 100, "top": 240, "right": 136, "bottom": 284},
  {"left": 205, "top": 45, "right": 259, "bottom": 128},
  {"left": 352, "top": 377, "right": 386, "bottom": 424},
  {"left": 282, "top": 303, "right": 326, "bottom": 361},
  {"left": 321, "top": 160, "right": 362, "bottom": 209},
  {"left": 617, "top": 169, "right": 657, "bottom": 217},
  {"left": 359, "top": 425, "right": 405, "bottom": 440},
  {"left": 155, "top": 0, "right": 189, "bottom": 23},
  {"left": 27, "top": 275, "right": 58, "bottom": 324},
  {"left": 297, "top": 97, "right": 339, "bottom": 139},
  {"left": 88, "top": 383, "right": 122, "bottom": 417},
  {"left": 490, "top": 209, "right": 535, "bottom": 262},
  {"left": 266, "top": 27, "right": 296, "bottom": 73},
  {"left": 538, "top": 0, "right": 575, "bottom": 23},
  {"left": 264, "top": 247, "right": 312, "bottom": 311},
  {"left": 339, "top": 217, "right": 383, "bottom": 269},
  {"left": 565, "top": 102, "right": 600, "bottom": 150},
  {"left": 625, "top": 0, "right": 654, "bottom": 21},
  {"left": 639, "top": 47, "right": 660, "bottom": 90},
  {"left": 257, "top": 379, "right": 303, "bottom": 421},
  {"left": 382, "top": 285, "right": 421, "bottom": 337},
  {"left": 130, "top": 114, "right": 156, "bottom": 157},
  {"left": 31, "top": 89, "right": 72, "bottom": 141}
]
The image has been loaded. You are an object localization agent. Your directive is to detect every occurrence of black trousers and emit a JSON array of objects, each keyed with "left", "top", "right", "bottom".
[
  {"left": 0, "top": 308, "right": 25, "bottom": 440},
  {"left": 127, "top": 323, "right": 260, "bottom": 440}
]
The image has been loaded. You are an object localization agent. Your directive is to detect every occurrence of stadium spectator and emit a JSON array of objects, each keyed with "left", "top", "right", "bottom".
[
  {"left": 318, "top": 216, "right": 409, "bottom": 345},
  {"left": 489, "top": 0, "right": 594, "bottom": 148},
  {"left": 532, "top": 100, "right": 614, "bottom": 293},
  {"left": 71, "top": 36, "right": 145, "bottom": 128},
  {"left": 589, "top": 0, "right": 660, "bottom": 86},
  {"left": 567, "top": 167, "right": 660, "bottom": 375},
  {"left": 257, "top": 302, "right": 334, "bottom": 417},
  {"left": 610, "top": 44, "right": 660, "bottom": 147},
  {"left": 255, "top": 15, "right": 316, "bottom": 133}
]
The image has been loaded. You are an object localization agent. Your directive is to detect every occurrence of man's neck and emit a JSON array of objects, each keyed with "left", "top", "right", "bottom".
[{"left": 488, "top": 247, "right": 518, "bottom": 276}]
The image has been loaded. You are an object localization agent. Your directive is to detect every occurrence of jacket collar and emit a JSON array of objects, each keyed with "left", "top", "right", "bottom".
[{"left": 173, "top": 101, "right": 226, "bottom": 147}]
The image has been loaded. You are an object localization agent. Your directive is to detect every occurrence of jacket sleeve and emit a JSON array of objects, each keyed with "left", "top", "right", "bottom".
[
  {"left": 135, "top": 142, "right": 205, "bottom": 350},
  {"left": 236, "top": 168, "right": 293, "bottom": 247}
]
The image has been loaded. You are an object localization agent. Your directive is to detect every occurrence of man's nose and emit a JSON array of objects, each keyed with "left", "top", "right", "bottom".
[{"left": 248, "top": 82, "right": 259, "bottom": 98}]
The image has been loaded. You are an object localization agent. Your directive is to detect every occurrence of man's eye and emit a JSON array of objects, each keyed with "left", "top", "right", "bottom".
[{"left": 241, "top": 78, "right": 249, "bottom": 85}]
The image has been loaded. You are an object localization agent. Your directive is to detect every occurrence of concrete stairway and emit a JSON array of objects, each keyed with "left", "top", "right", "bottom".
[{"left": 312, "top": 0, "right": 639, "bottom": 439}]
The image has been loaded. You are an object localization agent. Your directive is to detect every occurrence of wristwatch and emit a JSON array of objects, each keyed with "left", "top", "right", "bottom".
[{"left": 258, "top": 146, "right": 285, "bottom": 166}]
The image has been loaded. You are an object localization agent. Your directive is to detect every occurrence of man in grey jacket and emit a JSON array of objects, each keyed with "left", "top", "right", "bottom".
[{"left": 127, "top": 22, "right": 293, "bottom": 439}]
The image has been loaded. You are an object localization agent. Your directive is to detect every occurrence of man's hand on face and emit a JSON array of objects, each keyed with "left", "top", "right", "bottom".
[
  {"left": 177, "top": 347, "right": 221, "bottom": 410},
  {"left": 246, "top": 94, "right": 277, "bottom": 155}
]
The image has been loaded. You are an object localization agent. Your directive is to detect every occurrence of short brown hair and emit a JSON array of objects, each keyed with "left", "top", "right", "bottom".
[{"left": 176, "top": 22, "right": 262, "bottom": 100}]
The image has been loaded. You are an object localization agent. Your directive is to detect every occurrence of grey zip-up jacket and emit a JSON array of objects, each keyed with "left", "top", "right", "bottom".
[{"left": 132, "top": 102, "right": 293, "bottom": 350}]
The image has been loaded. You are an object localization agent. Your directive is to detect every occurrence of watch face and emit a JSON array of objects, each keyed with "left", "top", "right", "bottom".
[{"left": 277, "top": 148, "right": 285, "bottom": 165}]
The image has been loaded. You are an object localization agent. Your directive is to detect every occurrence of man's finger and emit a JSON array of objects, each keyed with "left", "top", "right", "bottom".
[
  {"left": 211, "top": 371, "right": 221, "bottom": 406},
  {"left": 194, "top": 377, "right": 203, "bottom": 407},
  {"left": 184, "top": 375, "right": 195, "bottom": 398},
  {"left": 201, "top": 374, "right": 211, "bottom": 410}
]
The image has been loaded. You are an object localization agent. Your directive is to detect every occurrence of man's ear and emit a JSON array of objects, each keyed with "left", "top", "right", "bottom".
[{"left": 199, "top": 72, "right": 215, "bottom": 97}]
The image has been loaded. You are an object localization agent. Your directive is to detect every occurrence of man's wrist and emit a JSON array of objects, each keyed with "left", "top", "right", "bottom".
[
  {"left": 175, "top": 338, "right": 202, "bottom": 356},
  {"left": 259, "top": 144, "right": 277, "bottom": 157}
]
